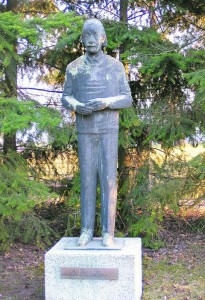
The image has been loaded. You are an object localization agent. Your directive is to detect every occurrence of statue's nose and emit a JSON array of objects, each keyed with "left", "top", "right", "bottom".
[{"left": 87, "top": 35, "right": 95, "bottom": 43}]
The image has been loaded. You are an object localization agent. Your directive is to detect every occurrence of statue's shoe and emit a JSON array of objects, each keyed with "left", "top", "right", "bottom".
[
  {"left": 77, "top": 228, "right": 93, "bottom": 246},
  {"left": 102, "top": 233, "right": 114, "bottom": 247}
]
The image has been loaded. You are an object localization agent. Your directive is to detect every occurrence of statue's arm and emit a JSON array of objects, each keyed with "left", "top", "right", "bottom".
[
  {"left": 62, "top": 67, "right": 92, "bottom": 115},
  {"left": 103, "top": 94, "right": 132, "bottom": 109},
  {"left": 107, "top": 68, "right": 132, "bottom": 109},
  {"left": 61, "top": 68, "right": 80, "bottom": 111}
]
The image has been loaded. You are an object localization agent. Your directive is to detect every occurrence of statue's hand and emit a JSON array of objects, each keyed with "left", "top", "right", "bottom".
[
  {"left": 76, "top": 104, "right": 93, "bottom": 115},
  {"left": 87, "top": 98, "right": 107, "bottom": 111}
]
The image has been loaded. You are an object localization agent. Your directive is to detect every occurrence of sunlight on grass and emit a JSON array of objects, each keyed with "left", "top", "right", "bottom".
[{"left": 143, "top": 242, "right": 205, "bottom": 300}]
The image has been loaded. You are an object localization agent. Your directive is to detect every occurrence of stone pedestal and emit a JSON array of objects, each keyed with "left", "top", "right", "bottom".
[{"left": 45, "top": 237, "right": 142, "bottom": 300}]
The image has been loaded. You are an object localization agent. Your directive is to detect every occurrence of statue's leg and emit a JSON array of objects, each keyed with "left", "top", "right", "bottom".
[
  {"left": 77, "top": 133, "right": 98, "bottom": 245},
  {"left": 99, "top": 131, "right": 118, "bottom": 246}
]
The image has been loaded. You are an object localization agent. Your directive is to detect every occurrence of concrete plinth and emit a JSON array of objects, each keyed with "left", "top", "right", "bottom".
[{"left": 45, "top": 237, "right": 142, "bottom": 300}]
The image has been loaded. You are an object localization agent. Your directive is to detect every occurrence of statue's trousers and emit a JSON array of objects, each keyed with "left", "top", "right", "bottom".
[{"left": 78, "top": 131, "right": 118, "bottom": 236}]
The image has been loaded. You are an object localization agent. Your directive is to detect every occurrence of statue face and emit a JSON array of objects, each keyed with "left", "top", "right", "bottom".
[{"left": 82, "top": 22, "right": 105, "bottom": 55}]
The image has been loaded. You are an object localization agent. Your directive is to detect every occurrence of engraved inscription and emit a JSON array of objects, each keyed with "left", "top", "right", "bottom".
[{"left": 60, "top": 267, "right": 119, "bottom": 280}]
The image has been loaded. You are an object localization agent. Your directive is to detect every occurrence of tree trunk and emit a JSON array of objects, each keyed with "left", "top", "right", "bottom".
[
  {"left": 3, "top": 0, "right": 18, "bottom": 154},
  {"left": 6, "top": 0, "right": 18, "bottom": 11},
  {"left": 149, "top": 0, "right": 157, "bottom": 28},
  {"left": 120, "top": 0, "right": 128, "bottom": 23},
  {"left": 118, "top": 0, "right": 129, "bottom": 182}
]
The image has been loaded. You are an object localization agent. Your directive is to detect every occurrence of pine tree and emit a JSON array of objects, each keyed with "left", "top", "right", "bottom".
[
  {"left": 0, "top": 0, "right": 204, "bottom": 247},
  {"left": 0, "top": 1, "right": 82, "bottom": 247}
]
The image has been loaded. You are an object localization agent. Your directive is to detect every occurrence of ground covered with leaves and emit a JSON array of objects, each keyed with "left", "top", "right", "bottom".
[
  {"left": 0, "top": 225, "right": 204, "bottom": 300},
  {"left": 143, "top": 232, "right": 205, "bottom": 300}
]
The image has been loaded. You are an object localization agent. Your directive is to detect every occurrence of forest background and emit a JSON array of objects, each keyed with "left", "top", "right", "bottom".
[{"left": 0, "top": 0, "right": 205, "bottom": 250}]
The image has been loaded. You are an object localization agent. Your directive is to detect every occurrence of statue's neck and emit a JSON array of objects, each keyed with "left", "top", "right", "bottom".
[{"left": 86, "top": 50, "right": 103, "bottom": 63}]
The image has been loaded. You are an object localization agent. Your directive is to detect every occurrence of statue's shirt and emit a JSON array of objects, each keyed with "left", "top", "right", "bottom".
[{"left": 62, "top": 52, "right": 132, "bottom": 133}]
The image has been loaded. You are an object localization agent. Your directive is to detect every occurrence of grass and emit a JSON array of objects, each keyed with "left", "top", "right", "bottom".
[{"left": 143, "top": 234, "right": 205, "bottom": 300}]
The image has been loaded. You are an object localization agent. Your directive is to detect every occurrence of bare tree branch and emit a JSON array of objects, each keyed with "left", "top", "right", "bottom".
[{"left": 18, "top": 87, "right": 63, "bottom": 93}]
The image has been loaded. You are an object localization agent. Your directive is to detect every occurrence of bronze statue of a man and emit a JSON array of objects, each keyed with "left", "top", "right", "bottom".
[{"left": 62, "top": 19, "right": 132, "bottom": 247}]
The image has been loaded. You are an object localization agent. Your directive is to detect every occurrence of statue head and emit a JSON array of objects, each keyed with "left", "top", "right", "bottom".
[{"left": 81, "top": 19, "right": 107, "bottom": 55}]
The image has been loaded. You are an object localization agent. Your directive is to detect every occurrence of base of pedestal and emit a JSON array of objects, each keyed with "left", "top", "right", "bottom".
[{"left": 45, "top": 237, "right": 142, "bottom": 300}]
